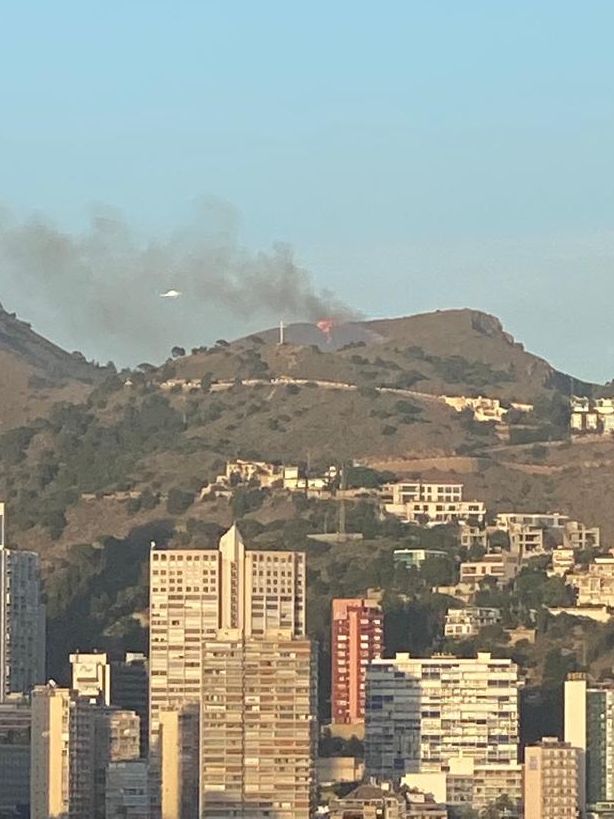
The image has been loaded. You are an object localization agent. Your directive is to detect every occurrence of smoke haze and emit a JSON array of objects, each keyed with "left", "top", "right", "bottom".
[{"left": 0, "top": 201, "right": 357, "bottom": 365}]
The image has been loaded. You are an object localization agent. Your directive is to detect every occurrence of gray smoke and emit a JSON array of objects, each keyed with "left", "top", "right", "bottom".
[{"left": 0, "top": 201, "right": 357, "bottom": 365}]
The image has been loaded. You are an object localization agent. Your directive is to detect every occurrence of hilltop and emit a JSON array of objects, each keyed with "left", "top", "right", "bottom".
[
  {"left": 173, "top": 308, "right": 587, "bottom": 402},
  {"left": 0, "top": 306, "right": 607, "bottom": 562},
  {"left": 2, "top": 303, "right": 614, "bottom": 718},
  {"left": 0, "top": 303, "right": 108, "bottom": 427}
]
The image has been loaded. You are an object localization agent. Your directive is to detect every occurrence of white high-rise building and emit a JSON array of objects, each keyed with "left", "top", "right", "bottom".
[
  {"left": 365, "top": 652, "right": 521, "bottom": 780},
  {"left": 0, "top": 504, "right": 45, "bottom": 701},
  {"left": 149, "top": 524, "right": 316, "bottom": 819}
]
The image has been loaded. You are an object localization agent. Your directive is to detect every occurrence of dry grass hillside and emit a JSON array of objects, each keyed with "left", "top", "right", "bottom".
[
  {"left": 0, "top": 305, "right": 609, "bottom": 558},
  {"left": 0, "top": 304, "right": 108, "bottom": 427},
  {"left": 173, "top": 308, "right": 588, "bottom": 402}
]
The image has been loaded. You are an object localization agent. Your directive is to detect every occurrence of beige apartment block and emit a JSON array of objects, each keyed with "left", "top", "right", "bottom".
[
  {"left": 31, "top": 684, "right": 71, "bottom": 819},
  {"left": 31, "top": 684, "right": 140, "bottom": 819},
  {"left": 524, "top": 738, "right": 579, "bottom": 819},
  {"left": 149, "top": 524, "right": 316, "bottom": 819},
  {"left": 200, "top": 634, "right": 316, "bottom": 819},
  {"left": 160, "top": 705, "right": 199, "bottom": 819},
  {"left": 381, "top": 481, "right": 464, "bottom": 506}
]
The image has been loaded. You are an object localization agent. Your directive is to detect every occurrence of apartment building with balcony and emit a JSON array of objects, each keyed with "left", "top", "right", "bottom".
[
  {"left": 444, "top": 606, "right": 501, "bottom": 638},
  {"left": 459, "top": 553, "right": 519, "bottom": 589},
  {"left": 404, "top": 500, "right": 486, "bottom": 526},
  {"left": 568, "top": 553, "right": 614, "bottom": 607},
  {"left": 524, "top": 738, "right": 579, "bottom": 819},
  {"left": 149, "top": 524, "right": 316, "bottom": 819},
  {"left": 0, "top": 505, "right": 46, "bottom": 701},
  {"left": 331, "top": 597, "right": 383, "bottom": 729},
  {"left": 365, "top": 652, "right": 521, "bottom": 783}
]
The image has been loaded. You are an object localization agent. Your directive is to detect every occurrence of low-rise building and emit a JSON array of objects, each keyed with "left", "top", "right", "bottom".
[
  {"left": 459, "top": 553, "right": 519, "bottom": 588},
  {"left": 508, "top": 524, "right": 545, "bottom": 558},
  {"left": 282, "top": 464, "right": 337, "bottom": 493},
  {"left": 329, "top": 783, "right": 448, "bottom": 819},
  {"left": 568, "top": 554, "right": 614, "bottom": 607},
  {"left": 563, "top": 520, "right": 600, "bottom": 551},
  {"left": 403, "top": 760, "right": 522, "bottom": 815},
  {"left": 433, "top": 583, "right": 474, "bottom": 604},
  {"left": 496, "top": 512, "right": 570, "bottom": 531},
  {"left": 394, "top": 549, "right": 450, "bottom": 570},
  {"left": 382, "top": 481, "right": 464, "bottom": 506},
  {"left": 459, "top": 523, "right": 488, "bottom": 551},
  {"left": 402, "top": 500, "right": 486, "bottom": 526},
  {"left": 317, "top": 756, "right": 364, "bottom": 786},
  {"left": 442, "top": 395, "right": 507, "bottom": 422},
  {"left": 444, "top": 606, "right": 501, "bottom": 638},
  {"left": 551, "top": 547, "right": 576, "bottom": 576},
  {"left": 571, "top": 396, "right": 614, "bottom": 436}
]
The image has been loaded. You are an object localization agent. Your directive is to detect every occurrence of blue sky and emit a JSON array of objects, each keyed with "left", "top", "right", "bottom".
[{"left": 1, "top": 2, "right": 614, "bottom": 377}]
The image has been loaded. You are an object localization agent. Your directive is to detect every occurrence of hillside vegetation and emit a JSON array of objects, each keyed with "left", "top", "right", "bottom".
[{"left": 1, "top": 305, "right": 614, "bottom": 719}]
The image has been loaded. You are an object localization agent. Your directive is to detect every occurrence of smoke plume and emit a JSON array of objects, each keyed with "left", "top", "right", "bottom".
[{"left": 0, "top": 200, "right": 357, "bottom": 365}]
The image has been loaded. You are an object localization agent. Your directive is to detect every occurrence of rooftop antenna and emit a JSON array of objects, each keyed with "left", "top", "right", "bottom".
[{"left": 278, "top": 320, "right": 285, "bottom": 345}]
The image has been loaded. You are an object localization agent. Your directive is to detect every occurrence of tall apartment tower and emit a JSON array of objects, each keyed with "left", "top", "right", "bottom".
[
  {"left": 0, "top": 504, "right": 45, "bottom": 701},
  {"left": 331, "top": 597, "right": 382, "bottom": 727},
  {"left": 70, "top": 650, "right": 149, "bottom": 754},
  {"left": 30, "top": 683, "right": 140, "bottom": 819},
  {"left": 112, "top": 652, "right": 149, "bottom": 756},
  {"left": 149, "top": 524, "right": 317, "bottom": 819},
  {"left": 524, "top": 738, "right": 579, "bottom": 819},
  {"left": 31, "top": 685, "right": 71, "bottom": 819},
  {"left": 564, "top": 673, "right": 614, "bottom": 817}
]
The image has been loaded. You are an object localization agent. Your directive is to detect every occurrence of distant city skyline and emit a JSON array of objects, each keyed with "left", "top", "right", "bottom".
[{"left": 2, "top": 3, "right": 614, "bottom": 378}]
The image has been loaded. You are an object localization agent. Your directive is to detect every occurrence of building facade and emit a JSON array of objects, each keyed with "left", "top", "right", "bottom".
[
  {"left": 0, "top": 517, "right": 46, "bottom": 701},
  {"left": 0, "top": 694, "right": 30, "bottom": 817},
  {"left": 382, "top": 482, "right": 464, "bottom": 507},
  {"left": 149, "top": 524, "right": 316, "bottom": 819},
  {"left": 365, "top": 653, "right": 520, "bottom": 783},
  {"left": 30, "top": 684, "right": 140, "bottom": 819},
  {"left": 443, "top": 606, "right": 501, "bottom": 638},
  {"left": 70, "top": 651, "right": 111, "bottom": 704},
  {"left": 111, "top": 652, "right": 149, "bottom": 756},
  {"left": 524, "top": 738, "right": 579, "bottom": 819},
  {"left": 393, "top": 550, "right": 449, "bottom": 570},
  {"left": 331, "top": 597, "right": 383, "bottom": 726},
  {"left": 569, "top": 554, "right": 614, "bottom": 607},
  {"left": 106, "top": 759, "right": 150, "bottom": 819},
  {"left": 31, "top": 684, "right": 71, "bottom": 819},
  {"left": 564, "top": 674, "right": 614, "bottom": 817}
]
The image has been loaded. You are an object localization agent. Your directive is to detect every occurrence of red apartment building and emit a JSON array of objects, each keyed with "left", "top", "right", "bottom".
[{"left": 331, "top": 598, "right": 383, "bottom": 726}]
